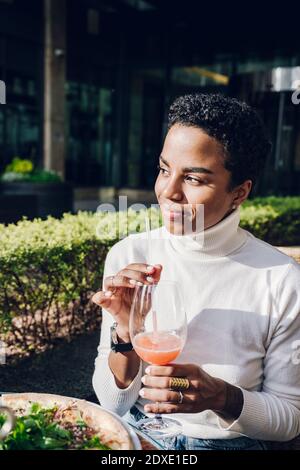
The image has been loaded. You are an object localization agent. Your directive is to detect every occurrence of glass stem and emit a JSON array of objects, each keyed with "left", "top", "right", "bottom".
[{"left": 154, "top": 402, "right": 163, "bottom": 424}]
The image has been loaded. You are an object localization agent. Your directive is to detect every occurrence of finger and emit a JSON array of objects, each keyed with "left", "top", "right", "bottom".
[
  {"left": 125, "top": 263, "right": 158, "bottom": 274},
  {"left": 140, "top": 388, "right": 198, "bottom": 405},
  {"left": 91, "top": 290, "right": 114, "bottom": 307},
  {"left": 151, "top": 264, "right": 163, "bottom": 281},
  {"left": 126, "top": 263, "right": 163, "bottom": 282},
  {"left": 118, "top": 268, "right": 157, "bottom": 285},
  {"left": 104, "top": 275, "right": 136, "bottom": 290},
  {"left": 142, "top": 375, "right": 200, "bottom": 391},
  {"left": 144, "top": 403, "right": 193, "bottom": 414},
  {"left": 139, "top": 387, "right": 182, "bottom": 403},
  {"left": 145, "top": 364, "right": 198, "bottom": 378},
  {"left": 141, "top": 375, "right": 170, "bottom": 389}
]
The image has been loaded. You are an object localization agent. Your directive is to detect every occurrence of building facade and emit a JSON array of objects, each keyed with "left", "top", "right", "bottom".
[{"left": 0, "top": 0, "right": 300, "bottom": 202}]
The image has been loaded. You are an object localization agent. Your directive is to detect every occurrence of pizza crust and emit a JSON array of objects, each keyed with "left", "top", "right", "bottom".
[{"left": 1, "top": 393, "right": 134, "bottom": 450}]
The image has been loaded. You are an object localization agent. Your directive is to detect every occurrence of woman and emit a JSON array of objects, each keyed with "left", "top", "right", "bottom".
[{"left": 92, "top": 94, "right": 300, "bottom": 450}]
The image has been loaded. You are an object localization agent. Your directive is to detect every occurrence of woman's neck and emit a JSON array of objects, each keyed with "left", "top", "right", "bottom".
[{"left": 162, "top": 207, "right": 247, "bottom": 259}]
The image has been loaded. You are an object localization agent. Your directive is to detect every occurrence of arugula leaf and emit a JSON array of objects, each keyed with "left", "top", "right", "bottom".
[
  {"left": 0, "top": 404, "right": 71, "bottom": 450},
  {"left": 82, "top": 436, "right": 111, "bottom": 450},
  {"left": 0, "top": 403, "right": 111, "bottom": 451}
]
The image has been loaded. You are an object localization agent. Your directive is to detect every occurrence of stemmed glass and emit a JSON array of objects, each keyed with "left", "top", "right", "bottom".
[{"left": 129, "top": 280, "right": 187, "bottom": 439}]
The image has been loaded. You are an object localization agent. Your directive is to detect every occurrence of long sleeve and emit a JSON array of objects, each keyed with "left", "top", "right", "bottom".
[
  {"left": 92, "top": 220, "right": 300, "bottom": 440},
  {"left": 92, "top": 241, "right": 143, "bottom": 417},
  {"left": 218, "top": 261, "right": 300, "bottom": 441}
]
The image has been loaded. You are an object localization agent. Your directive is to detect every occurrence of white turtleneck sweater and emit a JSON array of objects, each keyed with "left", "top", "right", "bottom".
[{"left": 93, "top": 208, "right": 300, "bottom": 441}]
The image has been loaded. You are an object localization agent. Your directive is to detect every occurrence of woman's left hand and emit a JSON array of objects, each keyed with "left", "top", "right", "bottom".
[{"left": 139, "top": 363, "right": 227, "bottom": 414}]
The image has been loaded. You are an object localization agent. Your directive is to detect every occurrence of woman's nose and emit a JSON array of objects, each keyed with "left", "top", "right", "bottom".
[{"left": 161, "top": 177, "right": 183, "bottom": 201}]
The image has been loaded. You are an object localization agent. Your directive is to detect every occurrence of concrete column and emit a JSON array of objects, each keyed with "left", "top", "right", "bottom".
[{"left": 43, "top": 0, "right": 66, "bottom": 179}]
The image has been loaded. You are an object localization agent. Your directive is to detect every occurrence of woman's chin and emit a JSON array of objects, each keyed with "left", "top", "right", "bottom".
[
  {"left": 165, "top": 224, "right": 183, "bottom": 235},
  {"left": 163, "top": 219, "right": 194, "bottom": 236}
]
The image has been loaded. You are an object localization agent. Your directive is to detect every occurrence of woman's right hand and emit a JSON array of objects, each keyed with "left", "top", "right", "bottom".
[{"left": 92, "top": 263, "right": 163, "bottom": 340}]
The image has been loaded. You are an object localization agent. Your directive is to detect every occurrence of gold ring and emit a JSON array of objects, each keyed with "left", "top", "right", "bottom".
[{"left": 169, "top": 377, "right": 190, "bottom": 390}]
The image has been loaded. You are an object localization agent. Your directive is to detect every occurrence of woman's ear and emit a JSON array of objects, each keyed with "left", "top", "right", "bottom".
[{"left": 232, "top": 180, "right": 252, "bottom": 207}]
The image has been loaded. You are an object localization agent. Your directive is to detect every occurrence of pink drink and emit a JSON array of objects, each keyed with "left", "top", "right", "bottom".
[{"left": 133, "top": 331, "right": 183, "bottom": 365}]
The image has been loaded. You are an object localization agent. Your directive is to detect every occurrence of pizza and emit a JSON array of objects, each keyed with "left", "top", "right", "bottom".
[{"left": 0, "top": 393, "right": 136, "bottom": 450}]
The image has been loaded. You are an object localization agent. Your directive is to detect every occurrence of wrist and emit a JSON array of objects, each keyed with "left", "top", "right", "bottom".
[
  {"left": 215, "top": 382, "right": 244, "bottom": 420},
  {"left": 211, "top": 379, "right": 227, "bottom": 411},
  {"left": 116, "top": 325, "right": 131, "bottom": 343}
]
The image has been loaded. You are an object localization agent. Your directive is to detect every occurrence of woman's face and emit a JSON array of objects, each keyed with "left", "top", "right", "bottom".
[{"left": 155, "top": 124, "right": 250, "bottom": 234}]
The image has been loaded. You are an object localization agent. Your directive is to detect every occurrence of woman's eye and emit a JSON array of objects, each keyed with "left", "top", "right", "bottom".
[
  {"left": 185, "top": 176, "right": 204, "bottom": 185},
  {"left": 157, "top": 166, "right": 206, "bottom": 184},
  {"left": 157, "top": 165, "right": 169, "bottom": 175}
]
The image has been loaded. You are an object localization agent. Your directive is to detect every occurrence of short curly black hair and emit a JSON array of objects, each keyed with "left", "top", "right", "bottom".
[{"left": 168, "top": 93, "right": 272, "bottom": 191}]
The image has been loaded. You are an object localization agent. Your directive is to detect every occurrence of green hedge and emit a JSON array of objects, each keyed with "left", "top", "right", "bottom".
[
  {"left": 0, "top": 198, "right": 299, "bottom": 362},
  {"left": 0, "top": 209, "right": 159, "bottom": 361},
  {"left": 241, "top": 197, "right": 300, "bottom": 246}
]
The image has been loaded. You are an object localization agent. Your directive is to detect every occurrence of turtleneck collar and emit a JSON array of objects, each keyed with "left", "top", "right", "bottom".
[{"left": 161, "top": 207, "right": 247, "bottom": 260}]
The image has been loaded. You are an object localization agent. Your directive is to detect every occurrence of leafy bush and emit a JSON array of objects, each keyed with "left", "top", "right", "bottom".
[
  {"left": 0, "top": 209, "right": 159, "bottom": 362},
  {"left": 1, "top": 157, "right": 61, "bottom": 183},
  {"left": 241, "top": 197, "right": 300, "bottom": 245},
  {"left": 4, "top": 157, "right": 33, "bottom": 174},
  {"left": 0, "top": 199, "right": 299, "bottom": 362}
]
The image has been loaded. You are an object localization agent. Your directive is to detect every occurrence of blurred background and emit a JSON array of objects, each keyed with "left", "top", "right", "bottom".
[{"left": 0, "top": 0, "right": 300, "bottom": 221}]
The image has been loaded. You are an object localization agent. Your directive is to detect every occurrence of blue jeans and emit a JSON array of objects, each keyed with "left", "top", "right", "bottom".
[{"left": 127, "top": 406, "right": 270, "bottom": 451}]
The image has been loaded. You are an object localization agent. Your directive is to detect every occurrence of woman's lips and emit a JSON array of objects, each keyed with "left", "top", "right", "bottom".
[
  {"left": 166, "top": 210, "right": 183, "bottom": 222},
  {"left": 162, "top": 207, "right": 192, "bottom": 222}
]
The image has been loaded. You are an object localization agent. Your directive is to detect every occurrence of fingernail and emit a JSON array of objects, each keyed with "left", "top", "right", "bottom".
[
  {"left": 141, "top": 376, "right": 146, "bottom": 384},
  {"left": 145, "top": 367, "right": 151, "bottom": 374},
  {"left": 104, "top": 291, "right": 113, "bottom": 297},
  {"left": 146, "top": 276, "right": 153, "bottom": 283},
  {"left": 136, "top": 281, "right": 144, "bottom": 286},
  {"left": 139, "top": 389, "right": 145, "bottom": 397},
  {"left": 144, "top": 406, "right": 151, "bottom": 413},
  {"left": 129, "top": 279, "right": 136, "bottom": 285},
  {"left": 146, "top": 265, "right": 155, "bottom": 273}
]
